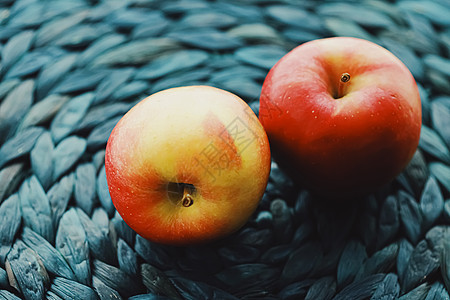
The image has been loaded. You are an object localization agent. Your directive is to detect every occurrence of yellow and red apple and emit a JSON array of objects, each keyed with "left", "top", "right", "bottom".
[
  {"left": 105, "top": 86, "right": 271, "bottom": 245},
  {"left": 260, "top": 37, "right": 422, "bottom": 199}
]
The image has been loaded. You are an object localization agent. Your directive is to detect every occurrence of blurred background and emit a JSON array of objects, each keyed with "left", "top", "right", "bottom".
[{"left": 0, "top": 0, "right": 450, "bottom": 299}]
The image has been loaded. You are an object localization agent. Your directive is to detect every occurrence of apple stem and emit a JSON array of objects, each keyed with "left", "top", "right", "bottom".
[
  {"left": 181, "top": 186, "right": 194, "bottom": 207},
  {"left": 338, "top": 73, "right": 351, "bottom": 98}
]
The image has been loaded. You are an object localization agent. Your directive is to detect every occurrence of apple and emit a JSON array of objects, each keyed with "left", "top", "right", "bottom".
[
  {"left": 105, "top": 86, "right": 271, "bottom": 245},
  {"left": 259, "top": 37, "right": 422, "bottom": 199}
]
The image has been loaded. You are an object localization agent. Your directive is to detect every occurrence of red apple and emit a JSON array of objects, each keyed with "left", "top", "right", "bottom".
[
  {"left": 259, "top": 37, "right": 421, "bottom": 199},
  {"left": 105, "top": 86, "right": 271, "bottom": 245}
]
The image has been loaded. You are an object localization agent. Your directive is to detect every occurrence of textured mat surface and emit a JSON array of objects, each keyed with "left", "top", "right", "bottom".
[{"left": 1, "top": 0, "right": 450, "bottom": 299}]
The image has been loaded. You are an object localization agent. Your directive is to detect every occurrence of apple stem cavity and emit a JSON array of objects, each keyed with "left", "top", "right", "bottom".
[
  {"left": 181, "top": 187, "right": 194, "bottom": 207},
  {"left": 337, "top": 72, "right": 351, "bottom": 99},
  {"left": 167, "top": 182, "right": 195, "bottom": 207}
]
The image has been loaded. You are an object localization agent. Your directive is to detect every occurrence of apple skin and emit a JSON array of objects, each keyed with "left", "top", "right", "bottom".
[
  {"left": 105, "top": 86, "right": 271, "bottom": 245},
  {"left": 259, "top": 37, "right": 422, "bottom": 199}
]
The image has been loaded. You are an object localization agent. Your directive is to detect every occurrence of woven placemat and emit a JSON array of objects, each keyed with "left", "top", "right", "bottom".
[{"left": 1, "top": 0, "right": 450, "bottom": 299}]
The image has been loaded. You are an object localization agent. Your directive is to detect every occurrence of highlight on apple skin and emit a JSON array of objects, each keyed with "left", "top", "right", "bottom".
[
  {"left": 259, "top": 37, "right": 422, "bottom": 199},
  {"left": 105, "top": 86, "right": 271, "bottom": 245}
]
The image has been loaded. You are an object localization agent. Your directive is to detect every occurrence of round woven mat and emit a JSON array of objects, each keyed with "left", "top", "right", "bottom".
[{"left": 1, "top": 0, "right": 450, "bottom": 299}]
